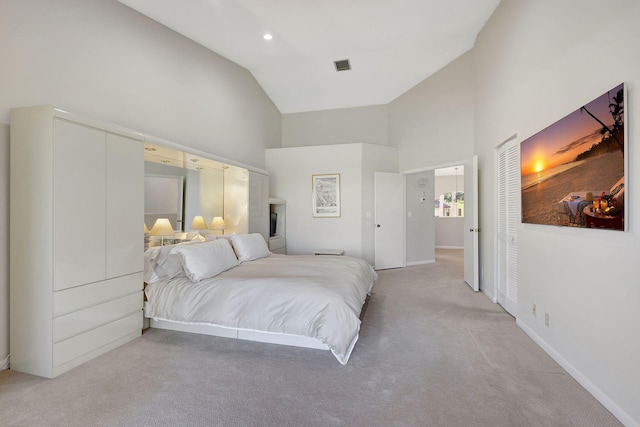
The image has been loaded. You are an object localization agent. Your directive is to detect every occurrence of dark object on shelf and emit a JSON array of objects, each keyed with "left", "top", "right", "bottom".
[{"left": 270, "top": 212, "right": 277, "bottom": 237}]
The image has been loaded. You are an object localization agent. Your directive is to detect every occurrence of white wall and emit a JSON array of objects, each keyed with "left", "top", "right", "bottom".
[
  {"left": 474, "top": 1, "right": 640, "bottom": 425},
  {"left": 282, "top": 105, "right": 389, "bottom": 147},
  {"left": 389, "top": 51, "right": 475, "bottom": 171},
  {"left": 0, "top": 123, "right": 8, "bottom": 369},
  {"left": 266, "top": 144, "right": 363, "bottom": 257},
  {"left": 405, "top": 171, "right": 435, "bottom": 264},
  {"left": 0, "top": 0, "right": 281, "bottom": 168},
  {"left": 265, "top": 143, "right": 397, "bottom": 265},
  {"left": 435, "top": 218, "right": 464, "bottom": 248},
  {"left": 387, "top": 50, "right": 474, "bottom": 267},
  {"left": 0, "top": 0, "right": 281, "bottom": 371}
]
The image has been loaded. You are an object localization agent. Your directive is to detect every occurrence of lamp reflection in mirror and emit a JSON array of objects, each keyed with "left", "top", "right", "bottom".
[
  {"left": 210, "top": 216, "right": 226, "bottom": 235},
  {"left": 149, "top": 218, "right": 174, "bottom": 246},
  {"left": 189, "top": 215, "right": 208, "bottom": 236}
]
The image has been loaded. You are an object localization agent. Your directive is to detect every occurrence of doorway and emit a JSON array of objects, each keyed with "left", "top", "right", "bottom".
[
  {"left": 434, "top": 165, "right": 465, "bottom": 249},
  {"left": 400, "top": 157, "right": 478, "bottom": 290}
]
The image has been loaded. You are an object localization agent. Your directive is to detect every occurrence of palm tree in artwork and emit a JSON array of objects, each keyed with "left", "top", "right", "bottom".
[{"left": 580, "top": 88, "right": 624, "bottom": 153}]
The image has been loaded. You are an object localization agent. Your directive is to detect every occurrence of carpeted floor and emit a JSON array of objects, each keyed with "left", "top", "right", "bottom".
[{"left": 0, "top": 249, "right": 621, "bottom": 426}]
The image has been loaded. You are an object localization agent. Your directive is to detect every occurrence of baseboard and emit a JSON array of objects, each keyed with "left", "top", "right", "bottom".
[
  {"left": 0, "top": 354, "right": 9, "bottom": 371},
  {"left": 481, "top": 286, "right": 497, "bottom": 304},
  {"left": 435, "top": 245, "right": 464, "bottom": 249},
  {"left": 406, "top": 259, "right": 435, "bottom": 266},
  {"left": 517, "top": 320, "right": 638, "bottom": 427}
]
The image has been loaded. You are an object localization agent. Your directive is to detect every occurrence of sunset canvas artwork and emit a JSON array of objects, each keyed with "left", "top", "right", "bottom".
[{"left": 521, "top": 83, "right": 625, "bottom": 230}]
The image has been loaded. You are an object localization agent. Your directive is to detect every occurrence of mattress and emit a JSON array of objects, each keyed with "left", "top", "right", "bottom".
[{"left": 145, "top": 254, "right": 377, "bottom": 364}]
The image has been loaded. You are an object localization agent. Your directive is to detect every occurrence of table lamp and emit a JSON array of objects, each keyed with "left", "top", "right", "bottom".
[
  {"left": 190, "top": 215, "right": 208, "bottom": 236},
  {"left": 210, "top": 216, "right": 226, "bottom": 235},
  {"left": 149, "top": 218, "right": 174, "bottom": 246}
]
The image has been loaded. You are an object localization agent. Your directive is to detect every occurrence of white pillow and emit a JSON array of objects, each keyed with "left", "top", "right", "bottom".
[
  {"left": 144, "top": 244, "right": 185, "bottom": 283},
  {"left": 143, "top": 249, "right": 161, "bottom": 283},
  {"left": 144, "top": 240, "right": 203, "bottom": 283},
  {"left": 230, "top": 233, "right": 271, "bottom": 262},
  {"left": 171, "top": 238, "right": 239, "bottom": 282}
]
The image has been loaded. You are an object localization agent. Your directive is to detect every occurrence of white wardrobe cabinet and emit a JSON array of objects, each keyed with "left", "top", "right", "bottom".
[{"left": 10, "top": 105, "right": 144, "bottom": 378}]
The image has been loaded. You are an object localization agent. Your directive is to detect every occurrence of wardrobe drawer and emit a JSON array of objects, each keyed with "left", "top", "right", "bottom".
[
  {"left": 54, "top": 292, "right": 142, "bottom": 342},
  {"left": 53, "top": 272, "right": 142, "bottom": 316},
  {"left": 53, "top": 312, "right": 142, "bottom": 368}
]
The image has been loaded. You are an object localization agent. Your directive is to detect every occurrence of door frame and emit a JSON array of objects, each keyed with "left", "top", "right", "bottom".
[{"left": 403, "top": 157, "right": 476, "bottom": 271}]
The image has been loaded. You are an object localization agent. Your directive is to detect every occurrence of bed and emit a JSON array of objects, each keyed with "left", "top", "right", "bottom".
[{"left": 143, "top": 234, "right": 377, "bottom": 364}]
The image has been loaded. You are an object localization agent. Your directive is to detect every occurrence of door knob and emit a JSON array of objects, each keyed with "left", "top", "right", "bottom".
[{"left": 376, "top": 224, "right": 381, "bottom": 228}]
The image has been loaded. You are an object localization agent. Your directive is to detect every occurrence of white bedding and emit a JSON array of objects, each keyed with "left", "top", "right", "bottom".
[{"left": 145, "top": 254, "right": 377, "bottom": 364}]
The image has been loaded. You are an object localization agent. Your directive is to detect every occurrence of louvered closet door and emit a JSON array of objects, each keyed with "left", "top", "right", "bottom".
[{"left": 497, "top": 139, "right": 519, "bottom": 317}]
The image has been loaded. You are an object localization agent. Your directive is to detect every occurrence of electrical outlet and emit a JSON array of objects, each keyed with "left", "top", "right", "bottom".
[
  {"left": 532, "top": 303, "right": 536, "bottom": 316},
  {"left": 545, "top": 313, "right": 550, "bottom": 327}
]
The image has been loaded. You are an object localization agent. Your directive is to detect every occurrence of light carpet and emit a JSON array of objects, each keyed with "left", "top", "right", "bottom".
[{"left": 0, "top": 249, "right": 621, "bottom": 426}]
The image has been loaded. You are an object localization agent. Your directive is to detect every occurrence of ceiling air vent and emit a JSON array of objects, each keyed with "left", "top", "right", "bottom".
[{"left": 334, "top": 59, "right": 351, "bottom": 72}]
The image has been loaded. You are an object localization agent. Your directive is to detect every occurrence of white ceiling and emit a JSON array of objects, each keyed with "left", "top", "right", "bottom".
[{"left": 118, "top": 0, "right": 501, "bottom": 114}]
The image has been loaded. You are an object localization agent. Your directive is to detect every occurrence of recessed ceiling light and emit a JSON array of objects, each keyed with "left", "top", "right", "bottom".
[{"left": 263, "top": 33, "right": 273, "bottom": 40}]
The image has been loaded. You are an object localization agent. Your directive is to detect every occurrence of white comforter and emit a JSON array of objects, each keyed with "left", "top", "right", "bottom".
[{"left": 145, "top": 254, "right": 377, "bottom": 364}]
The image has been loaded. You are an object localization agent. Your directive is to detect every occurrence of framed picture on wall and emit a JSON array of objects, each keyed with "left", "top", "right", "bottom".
[
  {"left": 521, "top": 82, "right": 626, "bottom": 231},
  {"left": 312, "top": 174, "right": 341, "bottom": 217}
]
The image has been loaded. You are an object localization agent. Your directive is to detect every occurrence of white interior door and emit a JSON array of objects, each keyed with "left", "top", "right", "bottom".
[
  {"left": 374, "top": 172, "right": 404, "bottom": 270},
  {"left": 463, "top": 156, "right": 479, "bottom": 291},
  {"left": 496, "top": 140, "right": 519, "bottom": 316}
]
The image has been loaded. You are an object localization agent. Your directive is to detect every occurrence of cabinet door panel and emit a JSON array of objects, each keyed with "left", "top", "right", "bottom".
[
  {"left": 54, "top": 119, "right": 106, "bottom": 290},
  {"left": 106, "top": 133, "right": 144, "bottom": 278}
]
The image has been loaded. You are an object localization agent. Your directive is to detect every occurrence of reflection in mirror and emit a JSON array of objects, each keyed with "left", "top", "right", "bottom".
[
  {"left": 144, "top": 174, "right": 184, "bottom": 230},
  {"left": 143, "top": 143, "right": 233, "bottom": 236}
]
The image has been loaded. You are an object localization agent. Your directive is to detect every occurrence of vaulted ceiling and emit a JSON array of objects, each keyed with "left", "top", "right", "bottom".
[{"left": 118, "top": 0, "right": 501, "bottom": 114}]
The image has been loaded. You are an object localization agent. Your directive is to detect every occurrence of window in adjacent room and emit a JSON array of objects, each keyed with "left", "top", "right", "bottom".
[{"left": 434, "top": 166, "right": 464, "bottom": 217}]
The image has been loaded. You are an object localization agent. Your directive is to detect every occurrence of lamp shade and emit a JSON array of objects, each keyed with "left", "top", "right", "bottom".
[
  {"left": 210, "top": 216, "right": 226, "bottom": 230},
  {"left": 149, "top": 218, "right": 174, "bottom": 236},
  {"left": 144, "top": 222, "right": 149, "bottom": 233},
  {"left": 190, "top": 215, "right": 208, "bottom": 230}
]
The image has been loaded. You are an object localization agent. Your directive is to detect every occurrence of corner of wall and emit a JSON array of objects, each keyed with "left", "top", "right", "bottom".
[{"left": 0, "top": 122, "right": 10, "bottom": 365}]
